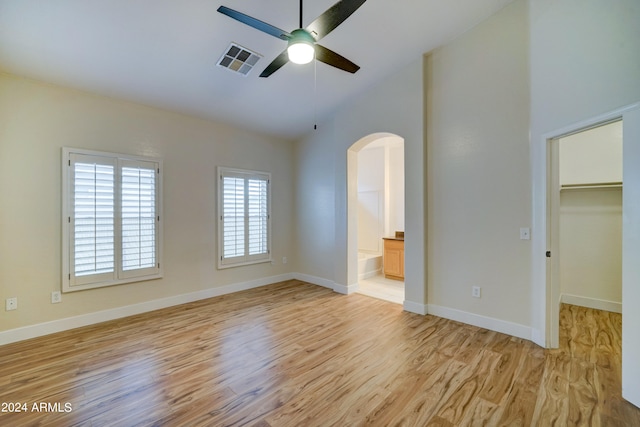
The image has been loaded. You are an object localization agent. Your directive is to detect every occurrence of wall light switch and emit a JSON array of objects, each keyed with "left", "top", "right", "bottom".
[{"left": 520, "top": 227, "right": 531, "bottom": 240}]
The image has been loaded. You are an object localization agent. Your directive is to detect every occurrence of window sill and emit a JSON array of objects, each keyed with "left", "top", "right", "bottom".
[{"left": 63, "top": 273, "right": 163, "bottom": 293}]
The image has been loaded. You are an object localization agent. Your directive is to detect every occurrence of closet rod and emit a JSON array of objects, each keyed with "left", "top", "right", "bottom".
[{"left": 560, "top": 181, "right": 622, "bottom": 191}]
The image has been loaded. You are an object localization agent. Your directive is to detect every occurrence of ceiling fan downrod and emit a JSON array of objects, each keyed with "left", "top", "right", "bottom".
[{"left": 299, "top": 0, "right": 303, "bottom": 29}]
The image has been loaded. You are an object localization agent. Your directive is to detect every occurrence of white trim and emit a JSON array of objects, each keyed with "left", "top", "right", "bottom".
[
  {"left": 534, "top": 102, "right": 640, "bottom": 349},
  {"left": 531, "top": 329, "right": 544, "bottom": 347},
  {"left": 62, "top": 147, "right": 164, "bottom": 292},
  {"left": 427, "top": 304, "right": 532, "bottom": 341},
  {"left": 290, "top": 272, "right": 357, "bottom": 294},
  {"left": 217, "top": 166, "right": 272, "bottom": 269},
  {"left": 0, "top": 273, "right": 294, "bottom": 346},
  {"left": 2, "top": 272, "right": 538, "bottom": 347},
  {"left": 560, "top": 293, "right": 622, "bottom": 313},
  {"left": 403, "top": 300, "right": 427, "bottom": 315},
  {"left": 358, "top": 268, "right": 382, "bottom": 281},
  {"left": 332, "top": 282, "right": 357, "bottom": 294}
]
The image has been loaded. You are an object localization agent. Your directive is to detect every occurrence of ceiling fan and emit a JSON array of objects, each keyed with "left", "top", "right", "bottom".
[{"left": 217, "top": 0, "right": 367, "bottom": 78}]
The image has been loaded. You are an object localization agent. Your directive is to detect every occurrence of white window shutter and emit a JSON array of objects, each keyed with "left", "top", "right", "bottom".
[
  {"left": 69, "top": 154, "right": 116, "bottom": 286},
  {"left": 63, "top": 148, "right": 162, "bottom": 292},
  {"left": 222, "top": 176, "right": 245, "bottom": 260},
  {"left": 247, "top": 178, "right": 268, "bottom": 256},
  {"left": 120, "top": 160, "right": 159, "bottom": 278},
  {"left": 219, "top": 168, "right": 270, "bottom": 268}
]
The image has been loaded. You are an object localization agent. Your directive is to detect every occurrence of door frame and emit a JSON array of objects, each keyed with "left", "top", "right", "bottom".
[
  {"left": 346, "top": 132, "right": 404, "bottom": 290},
  {"left": 541, "top": 102, "right": 639, "bottom": 349}
]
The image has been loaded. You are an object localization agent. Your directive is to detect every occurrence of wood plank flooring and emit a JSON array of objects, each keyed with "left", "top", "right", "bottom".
[{"left": 1, "top": 280, "right": 639, "bottom": 426}]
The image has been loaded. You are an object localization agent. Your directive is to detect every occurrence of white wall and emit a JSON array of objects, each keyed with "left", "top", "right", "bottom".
[
  {"left": 530, "top": 0, "right": 640, "bottom": 345},
  {"left": 559, "top": 189, "right": 622, "bottom": 310},
  {"left": 0, "top": 73, "right": 295, "bottom": 333},
  {"left": 295, "top": 59, "right": 425, "bottom": 306},
  {"left": 357, "top": 147, "right": 385, "bottom": 254},
  {"left": 425, "top": 0, "right": 531, "bottom": 334},
  {"left": 388, "top": 144, "right": 405, "bottom": 233},
  {"left": 293, "top": 123, "right": 336, "bottom": 282},
  {"left": 559, "top": 121, "right": 623, "bottom": 186}
]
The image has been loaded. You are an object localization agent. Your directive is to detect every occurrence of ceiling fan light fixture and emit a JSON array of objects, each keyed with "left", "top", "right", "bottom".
[{"left": 287, "top": 29, "right": 315, "bottom": 65}]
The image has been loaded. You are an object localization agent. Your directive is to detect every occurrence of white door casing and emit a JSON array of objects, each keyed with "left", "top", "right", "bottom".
[{"left": 622, "top": 105, "right": 640, "bottom": 408}]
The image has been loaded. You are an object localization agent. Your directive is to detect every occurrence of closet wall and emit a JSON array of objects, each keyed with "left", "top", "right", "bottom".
[{"left": 559, "top": 121, "right": 623, "bottom": 312}]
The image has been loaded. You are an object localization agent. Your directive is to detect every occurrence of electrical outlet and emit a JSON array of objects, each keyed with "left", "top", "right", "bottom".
[
  {"left": 6, "top": 297, "right": 18, "bottom": 311},
  {"left": 282, "top": 256, "right": 288, "bottom": 264},
  {"left": 472, "top": 286, "right": 481, "bottom": 298},
  {"left": 52, "top": 291, "right": 62, "bottom": 304}
]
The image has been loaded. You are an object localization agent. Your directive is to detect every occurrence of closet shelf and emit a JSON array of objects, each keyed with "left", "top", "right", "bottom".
[{"left": 560, "top": 182, "right": 622, "bottom": 191}]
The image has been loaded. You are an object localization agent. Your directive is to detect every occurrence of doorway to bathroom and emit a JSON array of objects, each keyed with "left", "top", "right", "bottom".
[{"left": 347, "top": 133, "right": 405, "bottom": 304}]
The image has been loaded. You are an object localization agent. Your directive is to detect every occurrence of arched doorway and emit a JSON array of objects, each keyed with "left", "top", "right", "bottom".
[{"left": 347, "top": 133, "right": 405, "bottom": 304}]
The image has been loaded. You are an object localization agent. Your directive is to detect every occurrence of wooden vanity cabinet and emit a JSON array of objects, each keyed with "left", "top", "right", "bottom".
[{"left": 383, "top": 238, "right": 404, "bottom": 280}]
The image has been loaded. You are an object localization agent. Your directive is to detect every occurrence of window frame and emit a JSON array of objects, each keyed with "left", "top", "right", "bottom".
[
  {"left": 62, "top": 147, "right": 163, "bottom": 292},
  {"left": 217, "top": 166, "right": 271, "bottom": 269}
]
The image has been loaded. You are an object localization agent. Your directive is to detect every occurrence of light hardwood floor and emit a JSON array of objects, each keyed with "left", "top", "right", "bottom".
[{"left": 1, "top": 280, "right": 639, "bottom": 426}]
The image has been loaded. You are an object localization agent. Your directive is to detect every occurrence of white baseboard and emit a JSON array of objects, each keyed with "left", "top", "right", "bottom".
[
  {"left": 333, "top": 283, "right": 359, "bottom": 294},
  {"left": 403, "top": 300, "right": 428, "bottom": 315},
  {"left": 1, "top": 273, "right": 538, "bottom": 347},
  {"left": 291, "top": 273, "right": 359, "bottom": 294},
  {"left": 358, "top": 268, "right": 382, "bottom": 281},
  {"left": 560, "top": 293, "right": 622, "bottom": 313},
  {"left": 530, "top": 328, "right": 545, "bottom": 348},
  {"left": 292, "top": 273, "right": 336, "bottom": 291},
  {"left": 427, "top": 304, "right": 532, "bottom": 341},
  {"left": 0, "top": 273, "right": 295, "bottom": 346}
]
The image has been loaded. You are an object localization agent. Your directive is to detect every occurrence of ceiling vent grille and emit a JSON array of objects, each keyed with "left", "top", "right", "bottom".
[{"left": 217, "top": 43, "right": 261, "bottom": 76}]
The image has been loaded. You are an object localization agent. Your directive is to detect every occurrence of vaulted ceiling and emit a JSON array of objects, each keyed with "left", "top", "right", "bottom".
[{"left": 0, "top": 0, "right": 514, "bottom": 139}]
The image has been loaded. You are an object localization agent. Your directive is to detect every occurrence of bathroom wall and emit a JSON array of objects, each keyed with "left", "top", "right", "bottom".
[
  {"left": 357, "top": 146, "right": 385, "bottom": 254},
  {"left": 357, "top": 139, "right": 405, "bottom": 254},
  {"left": 388, "top": 144, "right": 405, "bottom": 233}
]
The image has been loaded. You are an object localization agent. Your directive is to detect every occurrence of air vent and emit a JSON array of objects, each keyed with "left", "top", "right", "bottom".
[{"left": 217, "top": 43, "right": 262, "bottom": 76}]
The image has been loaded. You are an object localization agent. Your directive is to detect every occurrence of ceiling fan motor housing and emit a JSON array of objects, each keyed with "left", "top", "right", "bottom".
[{"left": 287, "top": 29, "right": 316, "bottom": 64}]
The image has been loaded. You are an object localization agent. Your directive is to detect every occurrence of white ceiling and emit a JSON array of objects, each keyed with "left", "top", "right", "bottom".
[{"left": 0, "top": 0, "right": 514, "bottom": 139}]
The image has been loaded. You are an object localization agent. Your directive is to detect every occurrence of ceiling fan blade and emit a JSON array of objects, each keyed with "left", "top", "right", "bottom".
[
  {"left": 314, "top": 44, "right": 360, "bottom": 74},
  {"left": 305, "top": 0, "right": 367, "bottom": 41},
  {"left": 217, "top": 6, "right": 291, "bottom": 40},
  {"left": 259, "top": 50, "right": 290, "bottom": 78}
]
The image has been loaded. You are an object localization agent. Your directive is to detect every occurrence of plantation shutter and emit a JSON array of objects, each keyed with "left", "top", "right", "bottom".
[
  {"left": 222, "top": 176, "right": 246, "bottom": 259},
  {"left": 70, "top": 154, "right": 116, "bottom": 286},
  {"left": 64, "top": 149, "right": 162, "bottom": 291},
  {"left": 247, "top": 178, "right": 268, "bottom": 256},
  {"left": 120, "top": 160, "right": 159, "bottom": 278},
  {"left": 219, "top": 168, "right": 270, "bottom": 267}
]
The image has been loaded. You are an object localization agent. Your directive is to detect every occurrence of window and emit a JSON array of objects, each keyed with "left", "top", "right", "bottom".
[
  {"left": 218, "top": 167, "right": 271, "bottom": 268},
  {"left": 62, "top": 148, "right": 162, "bottom": 291}
]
